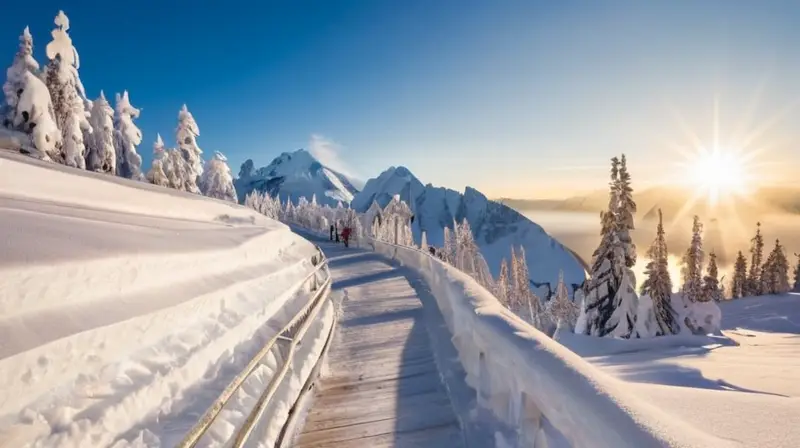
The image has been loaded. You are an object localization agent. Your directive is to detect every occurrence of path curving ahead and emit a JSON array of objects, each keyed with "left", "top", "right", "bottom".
[{"left": 294, "top": 240, "right": 466, "bottom": 448}]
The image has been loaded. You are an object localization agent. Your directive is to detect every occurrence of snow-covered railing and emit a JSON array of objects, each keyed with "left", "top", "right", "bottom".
[
  {"left": 177, "top": 247, "right": 335, "bottom": 448},
  {"left": 368, "top": 240, "right": 724, "bottom": 448}
]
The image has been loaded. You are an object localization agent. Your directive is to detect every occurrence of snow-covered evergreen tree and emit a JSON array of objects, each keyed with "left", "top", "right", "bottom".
[
  {"left": 793, "top": 253, "right": 800, "bottom": 292},
  {"left": 511, "top": 246, "right": 546, "bottom": 330},
  {"left": 113, "top": 91, "right": 144, "bottom": 180},
  {"left": 199, "top": 151, "right": 237, "bottom": 202},
  {"left": 85, "top": 91, "right": 115, "bottom": 173},
  {"left": 9, "top": 70, "right": 61, "bottom": 160},
  {"left": 420, "top": 231, "right": 428, "bottom": 252},
  {"left": 442, "top": 225, "right": 457, "bottom": 265},
  {"left": 680, "top": 215, "right": 704, "bottom": 302},
  {"left": 146, "top": 134, "right": 169, "bottom": 187},
  {"left": 455, "top": 219, "right": 494, "bottom": 289},
  {"left": 639, "top": 209, "right": 679, "bottom": 336},
  {"left": 731, "top": 251, "right": 747, "bottom": 299},
  {"left": 583, "top": 156, "right": 638, "bottom": 337},
  {"left": 761, "top": 239, "right": 790, "bottom": 295},
  {"left": 495, "top": 258, "right": 510, "bottom": 307},
  {"left": 44, "top": 11, "right": 92, "bottom": 169},
  {"left": 547, "top": 270, "right": 579, "bottom": 331},
  {"left": 176, "top": 104, "right": 203, "bottom": 192},
  {"left": 3, "top": 27, "right": 40, "bottom": 129},
  {"left": 616, "top": 154, "right": 637, "bottom": 268},
  {"left": 746, "top": 222, "right": 765, "bottom": 296},
  {"left": 702, "top": 250, "right": 723, "bottom": 302}
]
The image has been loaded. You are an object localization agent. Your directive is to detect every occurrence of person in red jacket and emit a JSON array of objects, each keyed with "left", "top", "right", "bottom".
[{"left": 341, "top": 227, "right": 352, "bottom": 247}]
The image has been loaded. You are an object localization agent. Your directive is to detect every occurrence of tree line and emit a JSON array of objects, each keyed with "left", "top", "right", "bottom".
[{"left": 1, "top": 10, "right": 237, "bottom": 202}]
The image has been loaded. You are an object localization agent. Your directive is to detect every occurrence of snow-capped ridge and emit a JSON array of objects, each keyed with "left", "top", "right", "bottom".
[{"left": 234, "top": 148, "right": 359, "bottom": 207}]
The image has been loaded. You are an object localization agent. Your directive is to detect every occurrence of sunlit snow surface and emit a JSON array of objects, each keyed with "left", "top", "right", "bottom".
[
  {"left": 560, "top": 293, "right": 800, "bottom": 447},
  {"left": 0, "top": 150, "right": 319, "bottom": 447}
]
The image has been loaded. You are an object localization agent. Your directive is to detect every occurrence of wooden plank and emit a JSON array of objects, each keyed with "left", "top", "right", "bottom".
[{"left": 295, "top": 251, "right": 464, "bottom": 447}]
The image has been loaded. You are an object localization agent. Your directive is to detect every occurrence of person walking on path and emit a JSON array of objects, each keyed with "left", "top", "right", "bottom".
[
  {"left": 341, "top": 226, "right": 352, "bottom": 247},
  {"left": 335, "top": 224, "right": 340, "bottom": 243},
  {"left": 330, "top": 224, "right": 335, "bottom": 241}
]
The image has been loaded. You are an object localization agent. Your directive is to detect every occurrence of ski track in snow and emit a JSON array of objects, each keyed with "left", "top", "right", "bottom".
[{"left": 0, "top": 151, "right": 321, "bottom": 447}]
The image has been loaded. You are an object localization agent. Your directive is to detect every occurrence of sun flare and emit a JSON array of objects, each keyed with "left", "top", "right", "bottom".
[{"left": 688, "top": 148, "right": 751, "bottom": 204}]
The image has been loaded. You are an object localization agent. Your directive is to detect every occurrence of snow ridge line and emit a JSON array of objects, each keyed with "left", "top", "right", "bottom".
[
  {"left": 4, "top": 253, "right": 316, "bottom": 447},
  {"left": 0, "top": 227, "right": 298, "bottom": 317}
]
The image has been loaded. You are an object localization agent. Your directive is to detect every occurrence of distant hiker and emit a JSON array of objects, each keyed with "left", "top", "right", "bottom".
[
  {"left": 335, "top": 224, "right": 340, "bottom": 243},
  {"left": 410, "top": 215, "right": 415, "bottom": 224},
  {"left": 341, "top": 227, "right": 352, "bottom": 247},
  {"left": 428, "top": 246, "right": 436, "bottom": 257},
  {"left": 329, "top": 224, "right": 335, "bottom": 241}
]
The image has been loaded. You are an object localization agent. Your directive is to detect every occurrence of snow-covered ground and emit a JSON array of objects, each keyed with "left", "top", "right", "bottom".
[
  {"left": 565, "top": 293, "right": 800, "bottom": 447},
  {"left": 0, "top": 150, "right": 321, "bottom": 447}
]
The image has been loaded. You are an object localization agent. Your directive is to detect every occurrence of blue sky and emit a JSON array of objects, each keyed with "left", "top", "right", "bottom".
[{"left": 3, "top": 1, "right": 800, "bottom": 198}]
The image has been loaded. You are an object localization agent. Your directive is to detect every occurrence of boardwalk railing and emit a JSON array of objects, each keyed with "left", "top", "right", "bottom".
[{"left": 177, "top": 246, "right": 335, "bottom": 448}]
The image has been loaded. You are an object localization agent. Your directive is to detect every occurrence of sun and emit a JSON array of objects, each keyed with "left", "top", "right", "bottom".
[{"left": 688, "top": 147, "right": 751, "bottom": 205}]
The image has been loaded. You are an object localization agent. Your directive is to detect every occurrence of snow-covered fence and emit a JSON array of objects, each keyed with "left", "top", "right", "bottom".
[
  {"left": 177, "top": 246, "right": 336, "bottom": 448},
  {"left": 368, "top": 240, "right": 724, "bottom": 448}
]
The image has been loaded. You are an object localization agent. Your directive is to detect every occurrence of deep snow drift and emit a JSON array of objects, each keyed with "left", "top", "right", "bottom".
[
  {"left": 234, "top": 149, "right": 359, "bottom": 207},
  {"left": 0, "top": 150, "right": 320, "bottom": 447},
  {"left": 352, "top": 166, "right": 587, "bottom": 292},
  {"left": 564, "top": 293, "right": 800, "bottom": 447}
]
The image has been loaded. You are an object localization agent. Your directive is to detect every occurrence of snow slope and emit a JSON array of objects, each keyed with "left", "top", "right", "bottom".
[
  {"left": 234, "top": 149, "right": 359, "bottom": 207},
  {"left": 570, "top": 293, "right": 800, "bottom": 447},
  {"left": 0, "top": 150, "right": 320, "bottom": 447},
  {"left": 352, "top": 166, "right": 587, "bottom": 293}
]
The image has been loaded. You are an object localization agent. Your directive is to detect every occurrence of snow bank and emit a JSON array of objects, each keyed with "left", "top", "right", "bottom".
[{"left": 369, "top": 240, "right": 733, "bottom": 448}]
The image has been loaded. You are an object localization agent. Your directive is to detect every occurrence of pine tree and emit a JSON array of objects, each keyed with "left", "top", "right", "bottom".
[
  {"left": 639, "top": 209, "right": 679, "bottom": 335},
  {"left": 113, "top": 91, "right": 144, "bottom": 180},
  {"left": 680, "top": 215, "right": 704, "bottom": 302},
  {"left": 176, "top": 104, "right": 203, "bottom": 192},
  {"left": 147, "top": 134, "right": 169, "bottom": 187},
  {"left": 548, "top": 270, "right": 580, "bottom": 331},
  {"left": 731, "top": 251, "right": 748, "bottom": 299},
  {"left": 512, "top": 246, "right": 546, "bottom": 330},
  {"left": 3, "top": 27, "right": 40, "bottom": 129},
  {"left": 85, "top": 92, "right": 115, "bottom": 173},
  {"left": 495, "top": 258, "right": 510, "bottom": 307},
  {"left": 420, "top": 231, "right": 429, "bottom": 252},
  {"left": 793, "top": 253, "right": 800, "bottom": 292},
  {"left": 199, "top": 151, "right": 237, "bottom": 202},
  {"left": 584, "top": 156, "right": 638, "bottom": 337},
  {"left": 746, "top": 222, "right": 765, "bottom": 296},
  {"left": 44, "top": 12, "right": 92, "bottom": 169},
  {"left": 702, "top": 250, "right": 723, "bottom": 302},
  {"left": 762, "top": 239, "right": 790, "bottom": 295},
  {"left": 616, "top": 154, "right": 637, "bottom": 268}
]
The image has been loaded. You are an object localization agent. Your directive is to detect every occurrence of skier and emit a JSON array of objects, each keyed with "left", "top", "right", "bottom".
[{"left": 341, "top": 226, "right": 352, "bottom": 248}]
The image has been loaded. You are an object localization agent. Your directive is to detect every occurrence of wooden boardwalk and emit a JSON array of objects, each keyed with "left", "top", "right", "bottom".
[{"left": 295, "top": 247, "right": 464, "bottom": 447}]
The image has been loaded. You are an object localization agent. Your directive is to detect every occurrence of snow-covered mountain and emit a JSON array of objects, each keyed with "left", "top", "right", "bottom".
[
  {"left": 234, "top": 148, "right": 359, "bottom": 207},
  {"left": 353, "top": 167, "right": 588, "bottom": 294}
]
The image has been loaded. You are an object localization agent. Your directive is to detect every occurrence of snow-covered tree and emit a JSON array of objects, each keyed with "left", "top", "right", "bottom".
[
  {"left": 511, "top": 246, "right": 546, "bottom": 330},
  {"left": 702, "top": 250, "right": 723, "bottom": 302},
  {"left": 199, "top": 151, "right": 237, "bottom": 202},
  {"left": 731, "top": 251, "right": 747, "bottom": 299},
  {"left": 176, "top": 104, "right": 203, "bottom": 192},
  {"left": 761, "top": 239, "right": 790, "bottom": 295},
  {"left": 420, "top": 231, "right": 428, "bottom": 252},
  {"left": 639, "top": 209, "right": 679, "bottom": 335},
  {"left": 745, "top": 222, "right": 765, "bottom": 296},
  {"left": 680, "top": 215, "right": 704, "bottom": 302},
  {"left": 44, "top": 11, "right": 92, "bottom": 169},
  {"left": 616, "top": 154, "right": 637, "bottom": 268},
  {"left": 793, "top": 253, "right": 800, "bottom": 292},
  {"left": 495, "top": 258, "right": 510, "bottom": 307},
  {"left": 85, "top": 91, "right": 115, "bottom": 173},
  {"left": 455, "top": 219, "right": 494, "bottom": 290},
  {"left": 9, "top": 70, "right": 61, "bottom": 160},
  {"left": 547, "top": 270, "right": 580, "bottom": 331},
  {"left": 442, "top": 224, "right": 458, "bottom": 265},
  {"left": 113, "top": 91, "right": 144, "bottom": 180},
  {"left": 3, "top": 27, "right": 40, "bottom": 129},
  {"left": 583, "top": 156, "right": 638, "bottom": 338},
  {"left": 146, "top": 134, "right": 169, "bottom": 187}
]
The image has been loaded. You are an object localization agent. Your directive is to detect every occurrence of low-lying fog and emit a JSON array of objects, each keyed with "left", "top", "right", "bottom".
[{"left": 522, "top": 210, "right": 800, "bottom": 291}]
